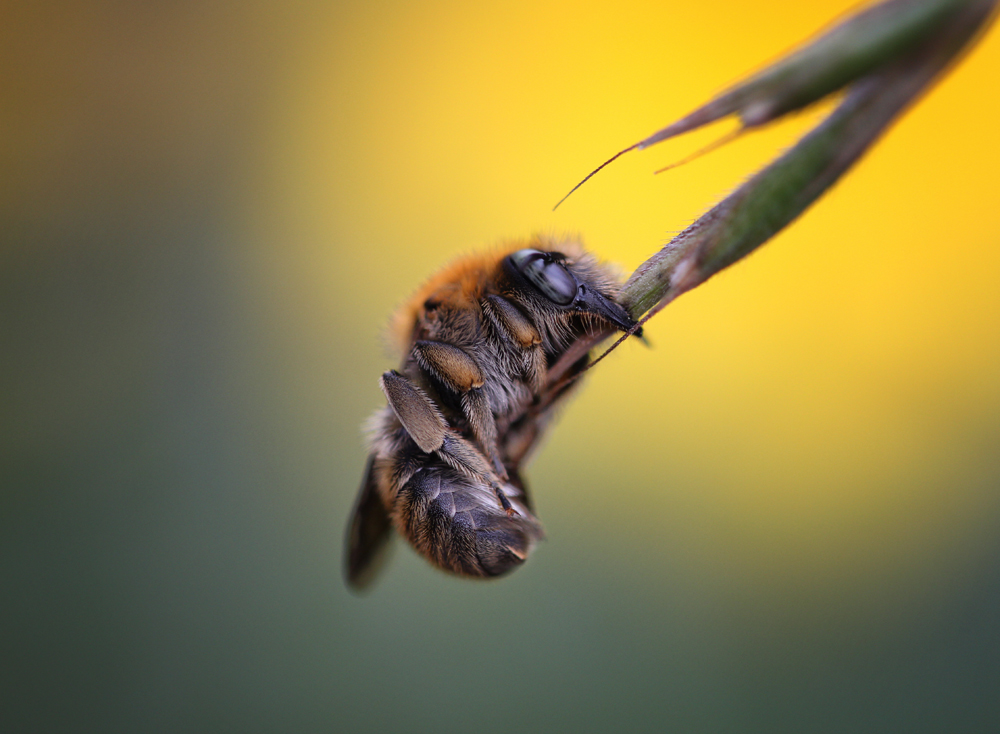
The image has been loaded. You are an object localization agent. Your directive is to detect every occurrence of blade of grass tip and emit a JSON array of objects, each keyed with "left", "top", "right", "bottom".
[
  {"left": 552, "top": 0, "right": 973, "bottom": 210},
  {"left": 637, "top": 0, "right": 974, "bottom": 151},
  {"left": 653, "top": 127, "right": 746, "bottom": 175},
  {"left": 619, "top": 0, "right": 996, "bottom": 322}
]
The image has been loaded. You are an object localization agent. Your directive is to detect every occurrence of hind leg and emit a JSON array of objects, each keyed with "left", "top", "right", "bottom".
[{"left": 379, "top": 370, "right": 515, "bottom": 515}]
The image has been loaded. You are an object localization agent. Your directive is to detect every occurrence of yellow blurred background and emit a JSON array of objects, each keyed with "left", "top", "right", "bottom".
[{"left": 3, "top": 1, "right": 998, "bottom": 731}]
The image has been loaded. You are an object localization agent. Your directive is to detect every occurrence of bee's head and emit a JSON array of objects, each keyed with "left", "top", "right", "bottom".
[{"left": 503, "top": 248, "right": 639, "bottom": 335}]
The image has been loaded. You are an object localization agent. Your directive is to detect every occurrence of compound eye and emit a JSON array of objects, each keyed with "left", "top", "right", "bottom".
[{"left": 509, "top": 249, "right": 577, "bottom": 305}]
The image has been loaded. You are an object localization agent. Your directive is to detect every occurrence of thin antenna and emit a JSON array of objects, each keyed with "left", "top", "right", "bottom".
[
  {"left": 552, "top": 144, "right": 638, "bottom": 211},
  {"left": 579, "top": 314, "right": 649, "bottom": 375},
  {"left": 548, "top": 311, "right": 653, "bottom": 396}
]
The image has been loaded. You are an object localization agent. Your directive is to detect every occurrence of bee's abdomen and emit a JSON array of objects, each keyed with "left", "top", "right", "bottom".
[{"left": 394, "top": 464, "right": 542, "bottom": 578}]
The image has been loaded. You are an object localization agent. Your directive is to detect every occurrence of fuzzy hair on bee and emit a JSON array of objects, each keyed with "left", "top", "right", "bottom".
[{"left": 345, "top": 237, "right": 640, "bottom": 589}]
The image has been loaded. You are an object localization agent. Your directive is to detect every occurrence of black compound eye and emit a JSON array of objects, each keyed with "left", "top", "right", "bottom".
[{"left": 509, "top": 249, "right": 577, "bottom": 305}]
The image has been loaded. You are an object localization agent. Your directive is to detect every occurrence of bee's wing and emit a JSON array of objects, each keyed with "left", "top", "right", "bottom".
[{"left": 345, "top": 456, "right": 394, "bottom": 591}]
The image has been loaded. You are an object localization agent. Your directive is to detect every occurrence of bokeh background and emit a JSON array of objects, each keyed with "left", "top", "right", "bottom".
[{"left": 3, "top": 1, "right": 999, "bottom": 731}]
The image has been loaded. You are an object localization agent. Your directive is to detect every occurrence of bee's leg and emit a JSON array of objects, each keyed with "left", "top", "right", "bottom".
[
  {"left": 379, "top": 370, "right": 447, "bottom": 453},
  {"left": 412, "top": 340, "right": 507, "bottom": 480},
  {"left": 380, "top": 370, "right": 516, "bottom": 516},
  {"left": 481, "top": 295, "right": 546, "bottom": 394},
  {"left": 436, "top": 433, "right": 516, "bottom": 516}
]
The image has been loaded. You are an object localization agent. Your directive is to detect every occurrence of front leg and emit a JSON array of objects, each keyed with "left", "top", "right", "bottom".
[{"left": 481, "top": 295, "right": 547, "bottom": 395}]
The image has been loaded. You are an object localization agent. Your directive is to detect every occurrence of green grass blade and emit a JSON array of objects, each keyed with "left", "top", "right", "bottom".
[
  {"left": 619, "top": 0, "right": 996, "bottom": 320},
  {"left": 637, "top": 0, "right": 983, "bottom": 148}
]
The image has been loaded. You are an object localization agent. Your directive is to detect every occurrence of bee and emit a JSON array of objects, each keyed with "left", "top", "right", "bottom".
[{"left": 345, "top": 237, "right": 640, "bottom": 589}]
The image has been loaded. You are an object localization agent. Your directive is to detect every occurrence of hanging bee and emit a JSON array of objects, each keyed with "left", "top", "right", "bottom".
[{"left": 345, "top": 238, "right": 640, "bottom": 589}]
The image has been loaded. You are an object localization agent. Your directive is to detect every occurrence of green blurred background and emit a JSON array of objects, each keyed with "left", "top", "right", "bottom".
[{"left": 3, "top": 1, "right": 999, "bottom": 731}]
